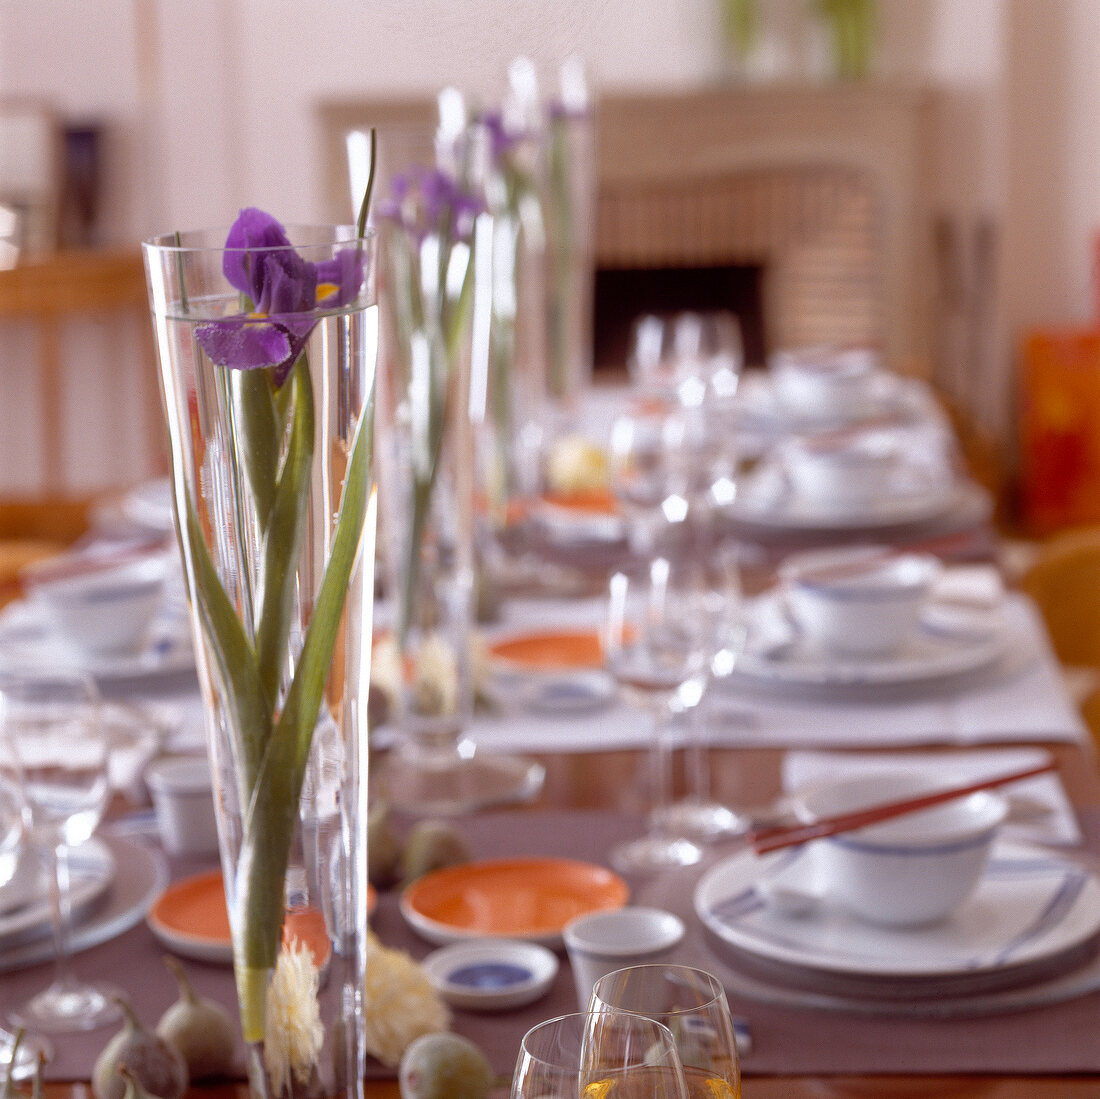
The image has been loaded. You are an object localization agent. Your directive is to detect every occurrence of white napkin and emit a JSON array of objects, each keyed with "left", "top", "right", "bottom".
[{"left": 782, "top": 747, "right": 1082, "bottom": 846}]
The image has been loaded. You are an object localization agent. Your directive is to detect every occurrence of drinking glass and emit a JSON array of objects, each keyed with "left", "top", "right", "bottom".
[
  {"left": 590, "top": 964, "right": 742, "bottom": 1099},
  {"left": 511, "top": 1010, "right": 690, "bottom": 1098},
  {"left": 0, "top": 723, "right": 52, "bottom": 1072},
  {"left": 1, "top": 669, "right": 122, "bottom": 1032},
  {"left": 603, "top": 557, "right": 709, "bottom": 873}
]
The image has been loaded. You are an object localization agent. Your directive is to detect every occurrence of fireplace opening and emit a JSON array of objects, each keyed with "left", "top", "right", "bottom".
[{"left": 592, "top": 263, "right": 766, "bottom": 375}]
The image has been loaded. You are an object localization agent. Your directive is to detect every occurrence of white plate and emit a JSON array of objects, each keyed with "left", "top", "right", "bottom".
[
  {"left": 0, "top": 838, "right": 115, "bottom": 947},
  {"left": 0, "top": 834, "right": 167, "bottom": 972},
  {"left": 694, "top": 839, "right": 1100, "bottom": 984},
  {"left": 0, "top": 598, "right": 193, "bottom": 682},
  {"left": 733, "top": 592, "right": 1013, "bottom": 692},
  {"left": 421, "top": 938, "right": 559, "bottom": 1011}
]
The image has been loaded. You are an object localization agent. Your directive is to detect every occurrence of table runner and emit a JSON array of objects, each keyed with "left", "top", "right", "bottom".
[{"left": 9, "top": 808, "right": 1099, "bottom": 1083}]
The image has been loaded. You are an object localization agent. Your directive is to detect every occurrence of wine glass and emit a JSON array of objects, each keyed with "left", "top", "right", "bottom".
[
  {"left": 511, "top": 1010, "right": 690, "bottom": 1098},
  {"left": 603, "top": 556, "right": 709, "bottom": 873},
  {"left": 590, "top": 964, "right": 743, "bottom": 1099},
  {"left": 0, "top": 722, "right": 53, "bottom": 1072},
  {"left": 1, "top": 668, "right": 123, "bottom": 1032}
]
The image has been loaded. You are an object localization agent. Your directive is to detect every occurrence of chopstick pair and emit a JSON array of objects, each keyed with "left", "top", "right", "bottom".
[{"left": 748, "top": 760, "right": 1058, "bottom": 856}]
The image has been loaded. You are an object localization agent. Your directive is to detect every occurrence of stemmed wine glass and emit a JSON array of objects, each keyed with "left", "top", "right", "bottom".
[
  {"left": 0, "top": 721, "right": 53, "bottom": 1072},
  {"left": 603, "top": 556, "right": 710, "bottom": 873},
  {"left": 1, "top": 668, "right": 122, "bottom": 1032},
  {"left": 511, "top": 1010, "right": 691, "bottom": 1098},
  {"left": 590, "top": 964, "right": 743, "bottom": 1099}
]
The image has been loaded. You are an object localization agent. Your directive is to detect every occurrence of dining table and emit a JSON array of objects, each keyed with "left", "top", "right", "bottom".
[{"left": 4, "top": 373, "right": 1100, "bottom": 1099}]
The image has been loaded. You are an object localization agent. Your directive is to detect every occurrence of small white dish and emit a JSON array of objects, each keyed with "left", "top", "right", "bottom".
[
  {"left": 791, "top": 770, "right": 1008, "bottom": 926},
  {"left": 780, "top": 546, "right": 941, "bottom": 657},
  {"left": 421, "top": 938, "right": 559, "bottom": 1011}
]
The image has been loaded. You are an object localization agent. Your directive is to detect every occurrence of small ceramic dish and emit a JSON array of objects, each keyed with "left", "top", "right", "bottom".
[
  {"left": 770, "top": 345, "right": 881, "bottom": 420},
  {"left": 781, "top": 430, "right": 905, "bottom": 512},
  {"left": 420, "top": 938, "right": 559, "bottom": 1011}
]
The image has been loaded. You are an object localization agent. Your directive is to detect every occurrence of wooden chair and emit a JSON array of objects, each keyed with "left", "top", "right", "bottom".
[
  {"left": 1019, "top": 526, "right": 1100, "bottom": 755},
  {"left": 0, "top": 249, "right": 167, "bottom": 604}
]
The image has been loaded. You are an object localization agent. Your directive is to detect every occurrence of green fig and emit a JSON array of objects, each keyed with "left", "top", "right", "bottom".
[
  {"left": 398, "top": 1033, "right": 492, "bottom": 1099},
  {"left": 368, "top": 801, "right": 403, "bottom": 889},
  {"left": 399, "top": 820, "right": 470, "bottom": 886},
  {"left": 93, "top": 996, "right": 188, "bottom": 1099},
  {"left": 155, "top": 956, "right": 237, "bottom": 1080}
]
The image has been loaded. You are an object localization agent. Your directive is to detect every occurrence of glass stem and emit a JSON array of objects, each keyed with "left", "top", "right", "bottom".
[
  {"left": 45, "top": 842, "right": 75, "bottom": 991},
  {"left": 648, "top": 705, "right": 675, "bottom": 841},
  {"left": 685, "top": 692, "right": 712, "bottom": 805}
]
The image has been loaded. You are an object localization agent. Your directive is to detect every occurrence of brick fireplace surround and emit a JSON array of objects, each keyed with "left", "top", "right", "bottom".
[{"left": 318, "top": 83, "right": 935, "bottom": 374}]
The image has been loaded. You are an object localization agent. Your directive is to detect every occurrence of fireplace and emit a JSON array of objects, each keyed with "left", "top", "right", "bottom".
[{"left": 317, "top": 82, "right": 935, "bottom": 374}]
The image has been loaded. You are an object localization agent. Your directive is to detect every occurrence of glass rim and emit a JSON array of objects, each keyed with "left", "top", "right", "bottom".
[
  {"left": 590, "top": 962, "right": 727, "bottom": 1008},
  {"left": 142, "top": 223, "right": 375, "bottom": 254}
]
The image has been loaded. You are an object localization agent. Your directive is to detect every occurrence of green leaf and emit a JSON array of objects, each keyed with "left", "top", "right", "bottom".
[
  {"left": 230, "top": 367, "right": 282, "bottom": 532},
  {"left": 180, "top": 489, "right": 270, "bottom": 799}
]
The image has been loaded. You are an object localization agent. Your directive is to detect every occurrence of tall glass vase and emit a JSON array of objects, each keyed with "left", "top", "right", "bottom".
[
  {"left": 373, "top": 170, "right": 544, "bottom": 815},
  {"left": 143, "top": 220, "right": 377, "bottom": 1099}
]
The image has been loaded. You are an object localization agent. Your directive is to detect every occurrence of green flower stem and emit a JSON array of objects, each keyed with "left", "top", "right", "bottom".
[
  {"left": 236, "top": 386, "right": 373, "bottom": 1042},
  {"left": 254, "top": 359, "right": 314, "bottom": 704}
]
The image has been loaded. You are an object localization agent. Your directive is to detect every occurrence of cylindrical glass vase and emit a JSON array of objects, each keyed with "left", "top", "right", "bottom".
[{"left": 143, "top": 218, "right": 378, "bottom": 1099}]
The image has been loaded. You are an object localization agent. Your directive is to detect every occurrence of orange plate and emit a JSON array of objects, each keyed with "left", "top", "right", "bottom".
[
  {"left": 400, "top": 857, "right": 629, "bottom": 947},
  {"left": 489, "top": 629, "right": 605, "bottom": 672},
  {"left": 147, "top": 870, "right": 376, "bottom": 965},
  {"left": 541, "top": 490, "right": 618, "bottom": 516}
]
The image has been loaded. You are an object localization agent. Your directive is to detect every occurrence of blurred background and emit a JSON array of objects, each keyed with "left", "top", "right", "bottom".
[{"left": 0, "top": 0, "right": 1097, "bottom": 538}]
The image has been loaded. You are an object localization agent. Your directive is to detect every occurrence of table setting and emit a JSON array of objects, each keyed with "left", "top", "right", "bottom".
[{"left": 3, "top": 71, "right": 1100, "bottom": 1099}]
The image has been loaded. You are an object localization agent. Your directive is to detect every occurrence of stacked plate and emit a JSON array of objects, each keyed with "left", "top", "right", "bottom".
[
  {"left": 693, "top": 839, "right": 1100, "bottom": 1016},
  {"left": 0, "top": 834, "right": 166, "bottom": 973}
]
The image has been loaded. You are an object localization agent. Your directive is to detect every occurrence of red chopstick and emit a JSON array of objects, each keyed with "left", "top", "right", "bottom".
[{"left": 749, "top": 760, "right": 1057, "bottom": 856}]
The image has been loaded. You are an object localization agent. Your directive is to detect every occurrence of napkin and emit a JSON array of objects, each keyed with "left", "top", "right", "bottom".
[{"left": 782, "top": 747, "right": 1082, "bottom": 846}]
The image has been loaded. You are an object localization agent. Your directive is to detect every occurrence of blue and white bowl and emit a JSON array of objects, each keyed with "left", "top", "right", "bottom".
[{"left": 793, "top": 770, "right": 1008, "bottom": 927}]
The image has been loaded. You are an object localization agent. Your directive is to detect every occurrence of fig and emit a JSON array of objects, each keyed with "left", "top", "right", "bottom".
[
  {"left": 398, "top": 1033, "right": 492, "bottom": 1099},
  {"left": 117, "top": 1064, "right": 160, "bottom": 1099},
  {"left": 367, "top": 801, "right": 402, "bottom": 889},
  {"left": 399, "top": 820, "right": 470, "bottom": 885},
  {"left": 93, "top": 996, "right": 188, "bottom": 1099},
  {"left": 156, "top": 956, "right": 237, "bottom": 1080}
]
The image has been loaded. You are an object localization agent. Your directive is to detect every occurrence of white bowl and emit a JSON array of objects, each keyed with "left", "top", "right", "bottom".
[
  {"left": 29, "top": 555, "right": 169, "bottom": 658},
  {"left": 562, "top": 905, "right": 685, "bottom": 1010},
  {"left": 781, "top": 546, "right": 941, "bottom": 657},
  {"left": 793, "top": 770, "right": 1008, "bottom": 927},
  {"left": 145, "top": 754, "right": 219, "bottom": 857},
  {"left": 771, "top": 345, "right": 881, "bottom": 420},
  {"left": 782, "top": 430, "right": 903, "bottom": 512}
]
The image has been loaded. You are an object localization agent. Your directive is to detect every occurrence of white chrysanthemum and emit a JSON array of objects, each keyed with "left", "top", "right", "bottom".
[
  {"left": 264, "top": 941, "right": 324, "bottom": 1095},
  {"left": 370, "top": 635, "right": 402, "bottom": 706},
  {"left": 412, "top": 633, "right": 459, "bottom": 716},
  {"left": 546, "top": 434, "right": 609, "bottom": 494},
  {"left": 363, "top": 933, "right": 451, "bottom": 1068}
]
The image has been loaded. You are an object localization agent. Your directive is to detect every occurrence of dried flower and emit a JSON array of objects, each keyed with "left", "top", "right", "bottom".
[
  {"left": 362, "top": 934, "right": 451, "bottom": 1068},
  {"left": 263, "top": 942, "right": 324, "bottom": 1096}
]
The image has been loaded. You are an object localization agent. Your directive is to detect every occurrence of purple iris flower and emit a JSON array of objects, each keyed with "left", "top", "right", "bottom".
[
  {"left": 195, "top": 207, "right": 363, "bottom": 383},
  {"left": 377, "top": 166, "right": 483, "bottom": 244}
]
